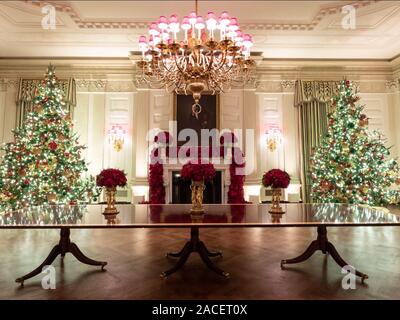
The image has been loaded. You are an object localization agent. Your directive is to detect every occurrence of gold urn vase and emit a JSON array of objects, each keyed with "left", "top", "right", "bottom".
[
  {"left": 103, "top": 186, "right": 119, "bottom": 217},
  {"left": 190, "top": 180, "right": 206, "bottom": 215},
  {"left": 268, "top": 188, "right": 285, "bottom": 214}
]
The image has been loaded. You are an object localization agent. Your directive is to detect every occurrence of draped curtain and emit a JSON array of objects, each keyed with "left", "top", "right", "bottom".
[
  {"left": 295, "top": 80, "right": 340, "bottom": 203},
  {"left": 16, "top": 78, "right": 76, "bottom": 127}
]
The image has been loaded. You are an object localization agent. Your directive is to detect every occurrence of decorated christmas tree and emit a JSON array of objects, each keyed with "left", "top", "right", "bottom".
[
  {"left": 0, "top": 65, "right": 98, "bottom": 210},
  {"left": 310, "top": 80, "right": 400, "bottom": 205}
]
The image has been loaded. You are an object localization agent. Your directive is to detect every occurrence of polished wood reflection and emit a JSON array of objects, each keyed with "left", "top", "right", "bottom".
[{"left": 1, "top": 226, "right": 400, "bottom": 299}]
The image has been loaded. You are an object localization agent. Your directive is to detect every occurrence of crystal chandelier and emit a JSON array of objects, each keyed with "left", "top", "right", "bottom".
[{"left": 136, "top": 0, "right": 255, "bottom": 115}]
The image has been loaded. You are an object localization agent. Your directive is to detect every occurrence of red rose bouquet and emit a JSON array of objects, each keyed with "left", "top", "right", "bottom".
[
  {"left": 96, "top": 168, "right": 127, "bottom": 188},
  {"left": 181, "top": 162, "right": 216, "bottom": 182},
  {"left": 262, "top": 169, "right": 290, "bottom": 189}
]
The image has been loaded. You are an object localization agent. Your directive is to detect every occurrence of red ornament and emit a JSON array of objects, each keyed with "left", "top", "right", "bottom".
[
  {"left": 23, "top": 179, "right": 30, "bottom": 186},
  {"left": 345, "top": 80, "right": 350, "bottom": 86},
  {"left": 49, "top": 141, "right": 58, "bottom": 150}
]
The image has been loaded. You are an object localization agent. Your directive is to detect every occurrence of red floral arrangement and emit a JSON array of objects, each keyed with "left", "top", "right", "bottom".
[
  {"left": 180, "top": 162, "right": 216, "bottom": 182},
  {"left": 96, "top": 168, "right": 127, "bottom": 188},
  {"left": 262, "top": 169, "right": 290, "bottom": 189}
]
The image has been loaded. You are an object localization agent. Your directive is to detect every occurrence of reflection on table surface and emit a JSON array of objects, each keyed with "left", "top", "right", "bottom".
[{"left": 1, "top": 203, "right": 399, "bottom": 228}]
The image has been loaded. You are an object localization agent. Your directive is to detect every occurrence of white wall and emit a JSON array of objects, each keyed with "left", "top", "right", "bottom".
[{"left": 74, "top": 91, "right": 134, "bottom": 202}]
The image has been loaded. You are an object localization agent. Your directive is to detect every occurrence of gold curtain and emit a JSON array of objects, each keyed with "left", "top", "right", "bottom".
[
  {"left": 295, "top": 80, "right": 340, "bottom": 203},
  {"left": 16, "top": 78, "right": 76, "bottom": 127}
]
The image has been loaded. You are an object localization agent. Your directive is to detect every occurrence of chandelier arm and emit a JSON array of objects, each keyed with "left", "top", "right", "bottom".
[
  {"left": 215, "top": 51, "right": 231, "bottom": 72},
  {"left": 205, "top": 50, "right": 215, "bottom": 73},
  {"left": 173, "top": 54, "right": 187, "bottom": 75},
  {"left": 160, "top": 57, "right": 174, "bottom": 74}
]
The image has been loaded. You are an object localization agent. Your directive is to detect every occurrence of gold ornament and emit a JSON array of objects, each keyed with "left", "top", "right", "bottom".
[
  {"left": 361, "top": 187, "right": 369, "bottom": 194},
  {"left": 190, "top": 180, "right": 206, "bottom": 215},
  {"left": 34, "top": 104, "right": 43, "bottom": 113},
  {"left": 0, "top": 192, "right": 10, "bottom": 202},
  {"left": 63, "top": 169, "right": 72, "bottom": 177},
  {"left": 18, "top": 168, "right": 26, "bottom": 177}
]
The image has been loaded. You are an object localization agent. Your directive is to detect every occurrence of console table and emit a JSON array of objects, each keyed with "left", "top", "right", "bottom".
[{"left": 1, "top": 203, "right": 399, "bottom": 285}]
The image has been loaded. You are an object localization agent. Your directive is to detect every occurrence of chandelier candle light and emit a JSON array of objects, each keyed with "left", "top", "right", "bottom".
[{"left": 137, "top": 0, "right": 255, "bottom": 116}]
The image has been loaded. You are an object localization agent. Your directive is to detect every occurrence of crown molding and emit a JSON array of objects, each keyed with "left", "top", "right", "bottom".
[
  {"left": 0, "top": 57, "right": 397, "bottom": 93},
  {"left": 24, "top": 0, "right": 380, "bottom": 31}
]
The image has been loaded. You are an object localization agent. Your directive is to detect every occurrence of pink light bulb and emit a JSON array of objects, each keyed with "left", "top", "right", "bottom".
[
  {"left": 243, "top": 34, "right": 253, "bottom": 48},
  {"left": 158, "top": 16, "right": 168, "bottom": 30},
  {"left": 181, "top": 16, "right": 191, "bottom": 30},
  {"left": 149, "top": 23, "right": 160, "bottom": 36},
  {"left": 188, "top": 11, "right": 197, "bottom": 25},
  {"left": 219, "top": 11, "right": 230, "bottom": 26},
  {"left": 138, "top": 35, "right": 147, "bottom": 43},
  {"left": 169, "top": 14, "right": 180, "bottom": 32},
  {"left": 228, "top": 17, "right": 239, "bottom": 31},
  {"left": 138, "top": 35, "right": 147, "bottom": 51},
  {"left": 195, "top": 16, "right": 205, "bottom": 30},
  {"left": 169, "top": 14, "right": 178, "bottom": 24},
  {"left": 206, "top": 12, "right": 217, "bottom": 25}
]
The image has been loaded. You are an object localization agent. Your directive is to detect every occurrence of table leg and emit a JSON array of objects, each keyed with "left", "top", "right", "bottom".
[
  {"left": 16, "top": 227, "right": 107, "bottom": 286},
  {"left": 161, "top": 227, "right": 229, "bottom": 278},
  {"left": 281, "top": 226, "right": 368, "bottom": 283}
]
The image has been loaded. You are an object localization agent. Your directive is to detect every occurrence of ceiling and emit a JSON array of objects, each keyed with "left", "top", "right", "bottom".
[{"left": 0, "top": 0, "right": 399, "bottom": 59}]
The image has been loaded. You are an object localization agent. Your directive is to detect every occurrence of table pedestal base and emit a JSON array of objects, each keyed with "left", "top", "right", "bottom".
[
  {"left": 16, "top": 227, "right": 107, "bottom": 286},
  {"left": 161, "top": 227, "right": 229, "bottom": 279},
  {"left": 281, "top": 226, "right": 368, "bottom": 283}
]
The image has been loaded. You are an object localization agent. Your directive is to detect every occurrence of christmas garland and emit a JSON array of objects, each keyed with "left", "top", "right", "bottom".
[{"left": 148, "top": 132, "right": 245, "bottom": 204}]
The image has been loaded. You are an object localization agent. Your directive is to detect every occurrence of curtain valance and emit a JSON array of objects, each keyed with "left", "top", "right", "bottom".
[
  {"left": 295, "top": 80, "right": 340, "bottom": 107},
  {"left": 16, "top": 78, "right": 76, "bottom": 126}
]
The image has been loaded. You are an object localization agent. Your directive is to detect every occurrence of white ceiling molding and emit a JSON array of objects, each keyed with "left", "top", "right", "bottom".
[
  {"left": 24, "top": 0, "right": 379, "bottom": 31},
  {"left": 0, "top": 1, "right": 396, "bottom": 59}
]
